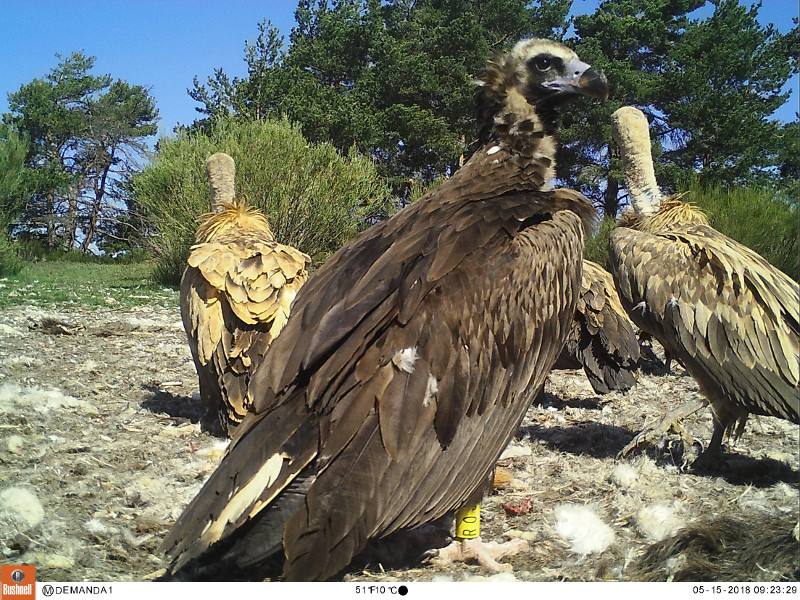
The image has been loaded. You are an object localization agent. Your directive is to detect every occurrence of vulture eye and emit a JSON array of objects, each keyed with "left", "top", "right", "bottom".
[{"left": 533, "top": 56, "right": 552, "bottom": 72}]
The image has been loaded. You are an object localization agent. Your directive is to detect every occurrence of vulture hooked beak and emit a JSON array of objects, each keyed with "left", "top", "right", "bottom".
[{"left": 545, "top": 58, "right": 609, "bottom": 101}]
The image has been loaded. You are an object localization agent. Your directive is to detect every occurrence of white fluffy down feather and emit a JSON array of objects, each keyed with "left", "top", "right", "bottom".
[
  {"left": 0, "top": 486, "right": 45, "bottom": 532},
  {"left": 610, "top": 463, "right": 638, "bottom": 488},
  {"left": 554, "top": 503, "right": 615, "bottom": 555},
  {"left": 636, "top": 503, "right": 681, "bottom": 542}
]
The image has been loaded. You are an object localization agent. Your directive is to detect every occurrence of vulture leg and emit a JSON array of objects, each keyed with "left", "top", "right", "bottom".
[
  {"left": 618, "top": 397, "right": 707, "bottom": 458},
  {"left": 692, "top": 401, "right": 749, "bottom": 471},
  {"left": 197, "top": 370, "right": 227, "bottom": 438},
  {"left": 431, "top": 476, "right": 528, "bottom": 573}
]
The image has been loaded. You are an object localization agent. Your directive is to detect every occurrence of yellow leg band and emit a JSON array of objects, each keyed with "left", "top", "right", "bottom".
[{"left": 455, "top": 502, "right": 480, "bottom": 539}]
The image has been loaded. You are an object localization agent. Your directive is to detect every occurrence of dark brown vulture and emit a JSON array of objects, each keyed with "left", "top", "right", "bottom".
[
  {"left": 609, "top": 107, "right": 799, "bottom": 466},
  {"left": 553, "top": 259, "right": 640, "bottom": 394},
  {"left": 161, "top": 39, "right": 607, "bottom": 581},
  {"left": 180, "top": 153, "right": 310, "bottom": 437}
]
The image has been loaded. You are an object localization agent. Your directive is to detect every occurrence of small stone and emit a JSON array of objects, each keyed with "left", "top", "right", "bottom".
[{"left": 42, "top": 554, "right": 75, "bottom": 569}]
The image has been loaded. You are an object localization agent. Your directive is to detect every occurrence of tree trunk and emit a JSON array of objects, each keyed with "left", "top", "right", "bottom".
[
  {"left": 80, "top": 161, "right": 112, "bottom": 253},
  {"left": 603, "top": 175, "right": 619, "bottom": 219},
  {"left": 45, "top": 193, "right": 59, "bottom": 250}
]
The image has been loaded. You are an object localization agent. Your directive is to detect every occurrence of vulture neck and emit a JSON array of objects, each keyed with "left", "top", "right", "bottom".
[
  {"left": 611, "top": 107, "right": 662, "bottom": 215},
  {"left": 477, "top": 88, "right": 559, "bottom": 189}
]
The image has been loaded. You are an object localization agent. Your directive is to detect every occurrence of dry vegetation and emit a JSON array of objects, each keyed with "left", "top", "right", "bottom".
[{"left": 0, "top": 289, "right": 797, "bottom": 582}]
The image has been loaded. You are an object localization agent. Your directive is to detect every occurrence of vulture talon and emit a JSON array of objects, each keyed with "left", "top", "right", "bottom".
[
  {"left": 618, "top": 398, "right": 707, "bottom": 458},
  {"left": 431, "top": 538, "right": 529, "bottom": 573}
]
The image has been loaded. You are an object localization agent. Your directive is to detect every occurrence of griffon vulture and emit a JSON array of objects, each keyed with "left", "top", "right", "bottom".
[
  {"left": 161, "top": 39, "right": 607, "bottom": 580},
  {"left": 180, "top": 153, "right": 310, "bottom": 437},
  {"left": 609, "top": 107, "right": 799, "bottom": 466}
]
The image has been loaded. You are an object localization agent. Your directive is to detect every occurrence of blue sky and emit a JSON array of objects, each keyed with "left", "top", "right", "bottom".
[{"left": 1, "top": 0, "right": 797, "bottom": 147}]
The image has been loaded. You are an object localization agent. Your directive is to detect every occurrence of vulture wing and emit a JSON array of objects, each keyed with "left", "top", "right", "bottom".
[
  {"left": 610, "top": 222, "right": 799, "bottom": 422},
  {"left": 163, "top": 146, "right": 594, "bottom": 579},
  {"left": 556, "top": 260, "right": 640, "bottom": 393},
  {"left": 180, "top": 231, "right": 309, "bottom": 433}
]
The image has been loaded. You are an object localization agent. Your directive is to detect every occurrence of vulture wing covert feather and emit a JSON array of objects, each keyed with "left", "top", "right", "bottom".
[{"left": 610, "top": 217, "right": 799, "bottom": 423}]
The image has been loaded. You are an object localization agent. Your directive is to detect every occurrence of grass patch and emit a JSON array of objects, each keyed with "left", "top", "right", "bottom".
[{"left": 0, "top": 260, "right": 178, "bottom": 310}]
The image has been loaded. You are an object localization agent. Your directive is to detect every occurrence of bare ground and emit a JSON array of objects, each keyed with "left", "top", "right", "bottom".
[{"left": 0, "top": 300, "right": 797, "bottom": 582}]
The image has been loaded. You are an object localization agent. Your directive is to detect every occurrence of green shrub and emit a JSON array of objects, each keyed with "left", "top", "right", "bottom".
[
  {"left": 583, "top": 216, "right": 616, "bottom": 268},
  {"left": 131, "top": 117, "right": 391, "bottom": 284},
  {"left": 0, "top": 234, "right": 24, "bottom": 276},
  {"left": 687, "top": 181, "right": 799, "bottom": 281},
  {"left": 587, "top": 182, "right": 798, "bottom": 282}
]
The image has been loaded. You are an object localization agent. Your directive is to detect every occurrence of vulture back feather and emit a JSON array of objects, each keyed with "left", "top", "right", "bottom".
[
  {"left": 555, "top": 260, "right": 640, "bottom": 393},
  {"left": 180, "top": 153, "right": 310, "bottom": 436},
  {"left": 162, "top": 39, "right": 606, "bottom": 581},
  {"left": 609, "top": 108, "right": 799, "bottom": 461}
]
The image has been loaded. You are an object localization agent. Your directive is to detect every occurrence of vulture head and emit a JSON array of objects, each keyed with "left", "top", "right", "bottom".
[{"left": 476, "top": 38, "right": 608, "bottom": 148}]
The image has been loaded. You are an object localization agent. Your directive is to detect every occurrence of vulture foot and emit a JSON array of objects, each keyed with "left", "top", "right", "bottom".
[
  {"left": 619, "top": 398, "right": 707, "bottom": 458},
  {"left": 431, "top": 537, "right": 528, "bottom": 573}
]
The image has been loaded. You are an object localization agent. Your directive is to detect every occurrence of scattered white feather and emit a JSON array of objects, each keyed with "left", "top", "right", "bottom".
[
  {"left": 78, "top": 359, "right": 99, "bottom": 373},
  {"left": 0, "top": 382, "right": 18, "bottom": 412},
  {"left": 636, "top": 503, "right": 680, "bottom": 542},
  {"left": 665, "top": 554, "right": 688, "bottom": 575},
  {"left": 487, "top": 145, "right": 501, "bottom": 155},
  {"left": 36, "top": 388, "right": 100, "bottom": 415},
  {"left": 121, "top": 527, "right": 153, "bottom": 548},
  {"left": 554, "top": 503, "right": 615, "bottom": 555},
  {"left": 464, "top": 571, "right": 518, "bottom": 582},
  {"left": 125, "top": 316, "right": 161, "bottom": 330},
  {"left": 84, "top": 518, "right": 111, "bottom": 536},
  {"left": 0, "top": 486, "right": 44, "bottom": 531},
  {"left": 0, "top": 323, "right": 23, "bottom": 337},
  {"left": 737, "top": 488, "right": 773, "bottom": 514},
  {"left": 194, "top": 439, "right": 231, "bottom": 461},
  {"left": 423, "top": 373, "right": 438, "bottom": 406},
  {"left": 0, "top": 383, "right": 98, "bottom": 415},
  {"left": 392, "top": 347, "right": 419, "bottom": 374},
  {"left": 499, "top": 442, "right": 532, "bottom": 460},
  {"left": 0, "top": 355, "right": 43, "bottom": 369},
  {"left": 610, "top": 463, "right": 638, "bottom": 488},
  {"left": 6, "top": 435, "right": 24, "bottom": 454},
  {"left": 41, "top": 554, "right": 75, "bottom": 569}
]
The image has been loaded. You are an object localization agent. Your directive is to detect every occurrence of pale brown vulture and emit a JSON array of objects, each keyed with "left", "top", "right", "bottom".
[
  {"left": 553, "top": 259, "right": 640, "bottom": 394},
  {"left": 161, "top": 39, "right": 607, "bottom": 580},
  {"left": 609, "top": 107, "right": 799, "bottom": 466},
  {"left": 180, "top": 153, "right": 310, "bottom": 437}
]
